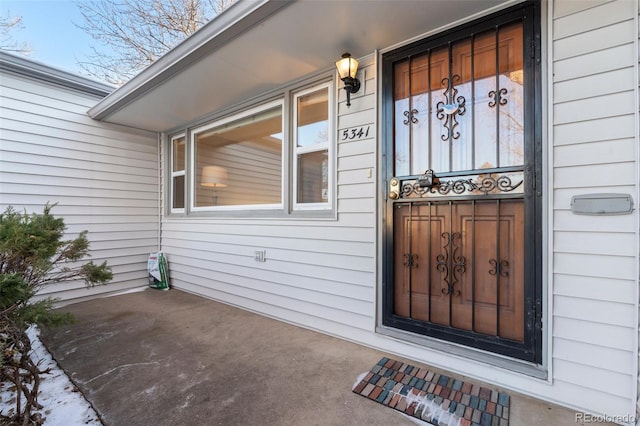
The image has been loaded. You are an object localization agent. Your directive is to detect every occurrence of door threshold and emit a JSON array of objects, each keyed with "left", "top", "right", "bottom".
[{"left": 376, "top": 324, "right": 548, "bottom": 380}]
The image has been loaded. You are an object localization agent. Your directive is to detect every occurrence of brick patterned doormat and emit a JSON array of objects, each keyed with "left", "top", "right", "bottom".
[{"left": 353, "top": 357, "right": 510, "bottom": 426}]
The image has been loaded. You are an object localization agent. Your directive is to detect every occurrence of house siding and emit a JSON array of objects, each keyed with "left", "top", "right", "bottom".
[
  {"left": 637, "top": 1, "right": 640, "bottom": 424},
  {"left": 550, "top": 0, "right": 639, "bottom": 421},
  {"left": 356, "top": 1, "right": 637, "bottom": 420},
  {"left": 156, "top": 2, "right": 640, "bottom": 421},
  {"left": 160, "top": 55, "right": 378, "bottom": 337},
  {"left": 0, "top": 68, "right": 159, "bottom": 303},
  {"left": 0, "top": 0, "right": 636, "bottom": 422}
]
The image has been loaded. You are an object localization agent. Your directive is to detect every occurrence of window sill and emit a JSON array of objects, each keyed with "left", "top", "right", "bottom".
[{"left": 165, "top": 207, "right": 337, "bottom": 220}]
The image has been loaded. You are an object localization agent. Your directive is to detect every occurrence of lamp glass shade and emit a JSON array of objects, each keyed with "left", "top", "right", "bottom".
[
  {"left": 201, "top": 166, "right": 228, "bottom": 187},
  {"left": 335, "top": 54, "right": 358, "bottom": 80}
]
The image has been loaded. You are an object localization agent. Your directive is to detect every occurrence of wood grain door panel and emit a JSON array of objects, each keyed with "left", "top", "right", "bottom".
[{"left": 393, "top": 200, "right": 524, "bottom": 342}]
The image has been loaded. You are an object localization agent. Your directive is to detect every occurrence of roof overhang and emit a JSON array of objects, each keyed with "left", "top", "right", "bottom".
[
  {"left": 0, "top": 50, "right": 115, "bottom": 97},
  {"left": 89, "top": 0, "right": 515, "bottom": 132}
]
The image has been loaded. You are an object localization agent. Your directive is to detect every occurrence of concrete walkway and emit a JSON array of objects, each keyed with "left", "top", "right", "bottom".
[{"left": 40, "top": 289, "right": 599, "bottom": 426}]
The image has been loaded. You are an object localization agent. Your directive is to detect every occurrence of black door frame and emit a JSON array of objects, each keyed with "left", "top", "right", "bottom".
[{"left": 380, "top": 1, "right": 543, "bottom": 364}]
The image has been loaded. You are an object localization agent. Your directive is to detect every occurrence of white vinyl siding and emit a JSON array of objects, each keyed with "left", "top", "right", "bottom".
[
  {"left": 550, "top": 0, "right": 639, "bottom": 420},
  {"left": 160, "top": 55, "right": 377, "bottom": 337},
  {"left": 2, "top": 0, "right": 637, "bottom": 421},
  {"left": 637, "top": 1, "right": 640, "bottom": 423},
  {"left": 158, "top": 2, "right": 640, "bottom": 418},
  {"left": 362, "top": 3, "right": 637, "bottom": 419},
  {"left": 0, "top": 70, "right": 159, "bottom": 303},
  {"left": 68, "top": 0, "right": 638, "bottom": 421}
]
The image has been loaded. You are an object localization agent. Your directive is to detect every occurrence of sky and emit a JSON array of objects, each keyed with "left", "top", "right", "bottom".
[{"left": 3, "top": 0, "right": 106, "bottom": 80}]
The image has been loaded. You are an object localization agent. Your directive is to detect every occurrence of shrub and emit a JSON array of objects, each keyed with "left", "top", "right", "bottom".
[{"left": 0, "top": 204, "right": 112, "bottom": 425}]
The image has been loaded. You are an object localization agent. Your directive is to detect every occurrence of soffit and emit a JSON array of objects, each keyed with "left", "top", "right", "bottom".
[{"left": 90, "top": 0, "right": 509, "bottom": 132}]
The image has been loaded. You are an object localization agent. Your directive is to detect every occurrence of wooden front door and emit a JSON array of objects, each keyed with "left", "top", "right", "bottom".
[{"left": 382, "top": 3, "right": 542, "bottom": 363}]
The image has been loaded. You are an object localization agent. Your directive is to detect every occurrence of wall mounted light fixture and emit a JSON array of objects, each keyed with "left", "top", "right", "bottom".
[{"left": 335, "top": 52, "right": 360, "bottom": 107}]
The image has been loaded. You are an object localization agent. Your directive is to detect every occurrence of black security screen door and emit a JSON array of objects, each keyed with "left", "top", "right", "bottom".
[{"left": 381, "top": 2, "right": 542, "bottom": 363}]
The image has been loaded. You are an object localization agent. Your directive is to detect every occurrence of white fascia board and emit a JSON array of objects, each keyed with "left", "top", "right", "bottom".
[
  {"left": 0, "top": 50, "right": 115, "bottom": 97},
  {"left": 88, "top": 0, "right": 292, "bottom": 121}
]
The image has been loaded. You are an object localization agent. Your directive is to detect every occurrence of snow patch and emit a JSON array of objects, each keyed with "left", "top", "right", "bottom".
[
  {"left": 144, "top": 385, "right": 158, "bottom": 396},
  {"left": 352, "top": 369, "right": 461, "bottom": 426},
  {"left": 352, "top": 371, "right": 369, "bottom": 389},
  {"left": 0, "top": 325, "right": 101, "bottom": 425},
  {"left": 404, "top": 390, "right": 461, "bottom": 426}
]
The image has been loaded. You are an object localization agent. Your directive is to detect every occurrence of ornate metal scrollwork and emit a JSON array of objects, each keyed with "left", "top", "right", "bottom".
[
  {"left": 436, "top": 175, "right": 523, "bottom": 195},
  {"left": 436, "top": 232, "right": 466, "bottom": 296},
  {"left": 400, "top": 175, "right": 523, "bottom": 198},
  {"left": 489, "top": 259, "right": 509, "bottom": 277},
  {"left": 488, "top": 88, "right": 508, "bottom": 108},
  {"left": 436, "top": 74, "right": 466, "bottom": 141},
  {"left": 404, "top": 253, "right": 418, "bottom": 268},
  {"left": 401, "top": 181, "right": 429, "bottom": 197},
  {"left": 403, "top": 109, "right": 419, "bottom": 125}
]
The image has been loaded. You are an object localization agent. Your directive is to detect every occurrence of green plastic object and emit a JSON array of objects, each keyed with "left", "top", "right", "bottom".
[{"left": 148, "top": 252, "right": 170, "bottom": 290}]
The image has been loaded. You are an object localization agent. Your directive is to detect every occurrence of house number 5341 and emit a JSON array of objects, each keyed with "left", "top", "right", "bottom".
[{"left": 341, "top": 126, "right": 371, "bottom": 141}]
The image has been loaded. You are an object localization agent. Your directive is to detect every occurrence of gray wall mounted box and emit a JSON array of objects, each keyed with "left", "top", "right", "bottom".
[{"left": 570, "top": 193, "right": 634, "bottom": 216}]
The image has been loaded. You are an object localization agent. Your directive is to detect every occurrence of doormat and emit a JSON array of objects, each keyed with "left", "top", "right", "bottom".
[{"left": 353, "top": 357, "right": 510, "bottom": 426}]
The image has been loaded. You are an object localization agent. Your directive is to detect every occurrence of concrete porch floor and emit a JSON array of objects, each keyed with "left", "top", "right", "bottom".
[{"left": 39, "top": 289, "right": 603, "bottom": 426}]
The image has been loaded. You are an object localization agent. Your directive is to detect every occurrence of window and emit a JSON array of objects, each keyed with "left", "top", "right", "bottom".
[
  {"left": 192, "top": 101, "right": 283, "bottom": 209},
  {"left": 170, "top": 135, "right": 185, "bottom": 212},
  {"left": 293, "top": 84, "right": 332, "bottom": 208},
  {"left": 170, "top": 80, "right": 334, "bottom": 216}
]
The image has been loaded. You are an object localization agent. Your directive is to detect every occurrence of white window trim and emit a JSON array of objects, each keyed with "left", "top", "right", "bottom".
[
  {"left": 189, "top": 99, "right": 285, "bottom": 212},
  {"left": 292, "top": 82, "right": 335, "bottom": 211},
  {"left": 170, "top": 133, "right": 186, "bottom": 214}
]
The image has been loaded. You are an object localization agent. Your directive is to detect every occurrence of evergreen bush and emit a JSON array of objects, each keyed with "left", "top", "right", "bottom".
[{"left": 0, "top": 204, "right": 112, "bottom": 425}]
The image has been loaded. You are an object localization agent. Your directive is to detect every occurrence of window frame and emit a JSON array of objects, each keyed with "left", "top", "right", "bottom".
[
  {"left": 170, "top": 133, "right": 186, "bottom": 214},
  {"left": 292, "top": 82, "right": 335, "bottom": 211},
  {"left": 166, "top": 76, "right": 336, "bottom": 218},
  {"left": 189, "top": 98, "right": 286, "bottom": 213}
]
